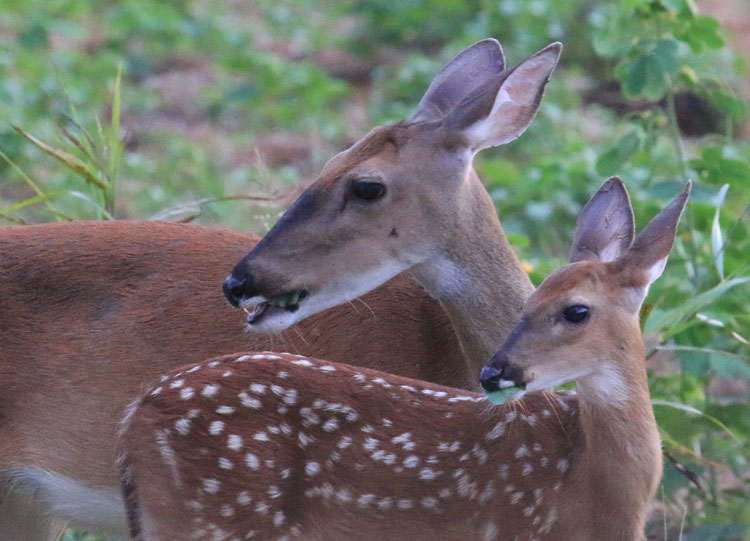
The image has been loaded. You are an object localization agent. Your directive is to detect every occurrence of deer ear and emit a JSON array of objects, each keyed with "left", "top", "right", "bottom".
[
  {"left": 617, "top": 181, "right": 691, "bottom": 308},
  {"left": 570, "top": 177, "right": 635, "bottom": 263},
  {"left": 411, "top": 39, "right": 506, "bottom": 123},
  {"left": 443, "top": 42, "right": 561, "bottom": 152}
]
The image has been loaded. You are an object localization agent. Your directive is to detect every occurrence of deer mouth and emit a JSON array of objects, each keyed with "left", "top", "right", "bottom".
[{"left": 244, "top": 290, "right": 309, "bottom": 325}]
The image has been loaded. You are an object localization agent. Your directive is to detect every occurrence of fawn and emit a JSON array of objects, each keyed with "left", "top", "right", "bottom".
[{"left": 118, "top": 177, "right": 689, "bottom": 540}]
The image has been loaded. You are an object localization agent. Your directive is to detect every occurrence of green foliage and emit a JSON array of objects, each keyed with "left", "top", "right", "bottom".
[{"left": 0, "top": 0, "right": 748, "bottom": 538}]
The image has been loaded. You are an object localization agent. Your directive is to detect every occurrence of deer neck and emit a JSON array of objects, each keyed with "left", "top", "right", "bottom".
[
  {"left": 574, "top": 340, "right": 662, "bottom": 539},
  {"left": 410, "top": 169, "right": 534, "bottom": 380}
]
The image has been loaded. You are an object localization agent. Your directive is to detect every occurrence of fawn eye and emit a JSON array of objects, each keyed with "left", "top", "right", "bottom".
[
  {"left": 562, "top": 305, "right": 589, "bottom": 324},
  {"left": 351, "top": 180, "right": 386, "bottom": 201}
]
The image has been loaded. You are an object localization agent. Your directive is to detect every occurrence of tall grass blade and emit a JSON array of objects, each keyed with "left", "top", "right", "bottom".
[
  {"left": 711, "top": 184, "right": 729, "bottom": 279},
  {"left": 12, "top": 126, "right": 107, "bottom": 191}
]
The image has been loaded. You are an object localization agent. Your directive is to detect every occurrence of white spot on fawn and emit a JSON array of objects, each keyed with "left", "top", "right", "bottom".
[
  {"left": 202, "top": 384, "right": 220, "bottom": 398},
  {"left": 322, "top": 418, "right": 340, "bottom": 432},
  {"left": 419, "top": 468, "right": 437, "bottom": 481},
  {"left": 175, "top": 418, "right": 190, "bottom": 435},
  {"left": 358, "top": 494, "right": 375, "bottom": 507},
  {"left": 216, "top": 405, "right": 235, "bottom": 415},
  {"left": 245, "top": 453, "right": 260, "bottom": 471},
  {"left": 209, "top": 421, "right": 225, "bottom": 436},
  {"left": 363, "top": 437, "right": 379, "bottom": 452},
  {"left": 238, "top": 392, "right": 262, "bottom": 409},
  {"left": 202, "top": 478, "right": 221, "bottom": 494},
  {"left": 403, "top": 455, "right": 419, "bottom": 468},
  {"left": 305, "top": 462, "right": 321, "bottom": 476},
  {"left": 180, "top": 387, "right": 194, "bottom": 400},
  {"left": 250, "top": 383, "right": 267, "bottom": 395},
  {"left": 227, "top": 434, "right": 243, "bottom": 451},
  {"left": 170, "top": 379, "right": 184, "bottom": 389}
]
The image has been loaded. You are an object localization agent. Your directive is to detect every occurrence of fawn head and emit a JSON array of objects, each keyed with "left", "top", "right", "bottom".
[
  {"left": 481, "top": 177, "right": 691, "bottom": 402},
  {"left": 223, "top": 39, "right": 562, "bottom": 331}
]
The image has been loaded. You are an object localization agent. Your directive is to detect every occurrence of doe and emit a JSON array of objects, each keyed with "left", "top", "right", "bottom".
[{"left": 119, "top": 177, "right": 688, "bottom": 540}]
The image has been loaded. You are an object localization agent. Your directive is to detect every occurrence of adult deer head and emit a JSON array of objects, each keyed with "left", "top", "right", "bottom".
[{"left": 223, "top": 39, "right": 562, "bottom": 332}]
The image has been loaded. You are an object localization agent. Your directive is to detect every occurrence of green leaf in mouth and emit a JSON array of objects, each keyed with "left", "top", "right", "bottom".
[{"left": 486, "top": 386, "right": 523, "bottom": 406}]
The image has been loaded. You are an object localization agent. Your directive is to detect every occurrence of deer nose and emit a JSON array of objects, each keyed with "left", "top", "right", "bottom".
[
  {"left": 479, "top": 365, "right": 502, "bottom": 392},
  {"left": 223, "top": 274, "right": 252, "bottom": 307}
]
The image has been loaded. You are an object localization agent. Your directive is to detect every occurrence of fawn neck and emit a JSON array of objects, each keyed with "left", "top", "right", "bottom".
[
  {"left": 574, "top": 336, "right": 662, "bottom": 539},
  {"left": 411, "top": 169, "right": 533, "bottom": 375}
]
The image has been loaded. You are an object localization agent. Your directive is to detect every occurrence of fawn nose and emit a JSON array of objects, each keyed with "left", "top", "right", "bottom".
[
  {"left": 479, "top": 365, "right": 502, "bottom": 392},
  {"left": 223, "top": 273, "right": 253, "bottom": 307}
]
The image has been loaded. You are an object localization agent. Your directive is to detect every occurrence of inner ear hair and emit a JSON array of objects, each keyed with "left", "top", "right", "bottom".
[
  {"left": 619, "top": 180, "right": 691, "bottom": 276},
  {"left": 412, "top": 38, "right": 506, "bottom": 123},
  {"left": 570, "top": 176, "right": 635, "bottom": 263}
]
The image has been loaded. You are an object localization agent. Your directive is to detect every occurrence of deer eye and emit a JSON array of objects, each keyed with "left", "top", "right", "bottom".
[
  {"left": 351, "top": 180, "right": 386, "bottom": 201},
  {"left": 562, "top": 305, "right": 589, "bottom": 324}
]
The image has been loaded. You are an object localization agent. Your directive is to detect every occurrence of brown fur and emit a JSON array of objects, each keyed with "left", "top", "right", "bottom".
[
  {"left": 1, "top": 39, "right": 563, "bottom": 536},
  {"left": 0, "top": 221, "right": 461, "bottom": 526},
  {"left": 120, "top": 353, "right": 582, "bottom": 541}
]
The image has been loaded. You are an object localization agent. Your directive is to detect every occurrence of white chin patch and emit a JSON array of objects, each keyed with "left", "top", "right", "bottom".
[{"left": 244, "top": 260, "right": 412, "bottom": 333}]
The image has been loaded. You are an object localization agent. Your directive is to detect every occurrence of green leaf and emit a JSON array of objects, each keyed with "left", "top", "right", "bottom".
[
  {"left": 645, "top": 277, "right": 750, "bottom": 337},
  {"left": 683, "top": 16, "right": 724, "bottom": 52},
  {"left": 652, "top": 39, "right": 680, "bottom": 75},
  {"left": 652, "top": 399, "right": 739, "bottom": 440},
  {"left": 711, "top": 184, "right": 729, "bottom": 279},
  {"left": 684, "top": 524, "right": 748, "bottom": 541},
  {"left": 709, "top": 352, "right": 750, "bottom": 380},
  {"left": 505, "top": 232, "right": 530, "bottom": 249},
  {"left": 617, "top": 39, "right": 680, "bottom": 101},
  {"left": 486, "top": 387, "right": 522, "bottom": 406},
  {"left": 18, "top": 22, "right": 49, "bottom": 50},
  {"left": 596, "top": 131, "right": 641, "bottom": 175}
]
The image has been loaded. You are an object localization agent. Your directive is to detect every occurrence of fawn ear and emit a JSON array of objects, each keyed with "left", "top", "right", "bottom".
[
  {"left": 411, "top": 39, "right": 506, "bottom": 123},
  {"left": 442, "top": 42, "right": 562, "bottom": 152},
  {"left": 617, "top": 181, "right": 691, "bottom": 308},
  {"left": 570, "top": 177, "right": 635, "bottom": 263}
]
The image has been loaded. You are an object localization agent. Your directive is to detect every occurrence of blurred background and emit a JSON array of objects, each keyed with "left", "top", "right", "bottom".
[{"left": 0, "top": 0, "right": 748, "bottom": 539}]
